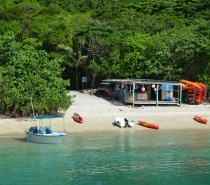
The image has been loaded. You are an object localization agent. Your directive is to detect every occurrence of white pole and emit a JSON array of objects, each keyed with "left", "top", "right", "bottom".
[{"left": 63, "top": 117, "right": 66, "bottom": 133}]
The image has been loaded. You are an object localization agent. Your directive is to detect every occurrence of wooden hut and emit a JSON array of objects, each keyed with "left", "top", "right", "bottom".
[{"left": 100, "top": 79, "right": 182, "bottom": 106}]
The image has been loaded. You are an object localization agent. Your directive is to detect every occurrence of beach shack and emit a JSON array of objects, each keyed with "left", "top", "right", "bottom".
[{"left": 100, "top": 79, "right": 182, "bottom": 106}]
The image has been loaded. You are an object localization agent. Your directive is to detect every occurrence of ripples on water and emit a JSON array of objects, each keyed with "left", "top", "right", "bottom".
[{"left": 0, "top": 130, "right": 210, "bottom": 185}]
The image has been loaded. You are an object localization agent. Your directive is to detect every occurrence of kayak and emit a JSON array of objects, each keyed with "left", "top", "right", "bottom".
[
  {"left": 194, "top": 115, "right": 207, "bottom": 124},
  {"left": 179, "top": 80, "right": 201, "bottom": 89},
  {"left": 138, "top": 120, "right": 159, "bottom": 129},
  {"left": 73, "top": 112, "right": 83, "bottom": 123}
]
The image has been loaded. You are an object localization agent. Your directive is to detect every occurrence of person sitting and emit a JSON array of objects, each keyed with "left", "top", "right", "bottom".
[
  {"left": 46, "top": 127, "right": 51, "bottom": 134},
  {"left": 33, "top": 126, "right": 38, "bottom": 133}
]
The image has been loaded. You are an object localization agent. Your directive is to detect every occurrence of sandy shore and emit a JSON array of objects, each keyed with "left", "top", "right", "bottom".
[{"left": 1, "top": 90, "right": 210, "bottom": 136}]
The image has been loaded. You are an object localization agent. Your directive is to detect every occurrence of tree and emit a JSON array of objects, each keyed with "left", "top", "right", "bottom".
[
  {"left": 117, "top": 33, "right": 157, "bottom": 79},
  {"left": 1, "top": 0, "right": 210, "bottom": 89},
  {"left": 153, "top": 29, "right": 210, "bottom": 81},
  {"left": 71, "top": 23, "right": 111, "bottom": 88},
  {"left": 0, "top": 33, "right": 71, "bottom": 116}
]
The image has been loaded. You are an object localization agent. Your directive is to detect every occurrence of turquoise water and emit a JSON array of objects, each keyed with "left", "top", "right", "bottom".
[{"left": 0, "top": 130, "right": 210, "bottom": 185}]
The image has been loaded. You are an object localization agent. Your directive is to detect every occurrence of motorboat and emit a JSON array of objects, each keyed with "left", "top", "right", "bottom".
[
  {"left": 26, "top": 126, "right": 66, "bottom": 144},
  {"left": 26, "top": 115, "right": 66, "bottom": 144}
]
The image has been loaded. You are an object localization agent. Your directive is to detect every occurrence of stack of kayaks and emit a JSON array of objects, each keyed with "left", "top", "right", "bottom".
[
  {"left": 196, "top": 83, "right": 207, "bottom": 102},
  {"left": 179, "top": 80, "right": 207, "bottom": 104}
]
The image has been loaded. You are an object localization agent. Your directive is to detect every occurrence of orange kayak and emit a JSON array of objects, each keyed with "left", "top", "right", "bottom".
[
  {"left": 179, "top": 80, "right": 201, "bottom": 89},
  {"left": 195, "top": 82, "right": 206, "bottom": 89},
  {"left": 73, "top": 112, "right": 83, "bottom": 123},
  {"left": 194, "top": 115, "right": 207, "bottom": 124},
  {"left": 138, "top": 120, "right": 159, "bottom": 129},
  {"left": 185, "top": 86, "right": 202, "bottom": 93}
]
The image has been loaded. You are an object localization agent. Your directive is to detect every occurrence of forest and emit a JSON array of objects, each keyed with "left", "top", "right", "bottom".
[{"left": 0, "top": 0, "right": 210, "bottom": 115}]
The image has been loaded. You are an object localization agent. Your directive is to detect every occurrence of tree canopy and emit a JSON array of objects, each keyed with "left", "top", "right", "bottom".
[
  {"left": 1, "top": 0, "right": 210, "bottom": 114},
  {"left": 0, "top": 33, "right": 71, "bottom": 116}
]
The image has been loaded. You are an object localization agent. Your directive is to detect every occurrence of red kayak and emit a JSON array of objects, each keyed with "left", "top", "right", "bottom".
[
  {"left": 194, "top": 115, "right": 207, "bottom": 124},
  {"left": 73, "top": 112, "right": 83, "bottom": 123},
  {"left": 138, "top": 120, "right": 159, "bottom": 129}
]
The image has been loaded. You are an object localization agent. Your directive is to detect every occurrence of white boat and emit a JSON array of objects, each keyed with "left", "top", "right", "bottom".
[
  {"left": 114, "top": 117, "right": 135, "bottom": 128},
  {"left": 26, "top": 126, "right": 66, "bottom": 144},
  {"left": 26, "top": 115, "right": 66, "bottom": 144}
]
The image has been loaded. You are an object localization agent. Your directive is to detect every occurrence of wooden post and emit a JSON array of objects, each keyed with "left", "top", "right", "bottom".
[
  {"left": 132, "top": 83, "right": 135, "bottom": 108},
  {"left": 179, "top": 84, "right": 182, "bottom": 105}
]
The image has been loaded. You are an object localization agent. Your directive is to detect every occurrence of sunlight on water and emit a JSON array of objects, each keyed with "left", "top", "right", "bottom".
[{"left": 0, "top": 130, "right": 210, "bottom": 185}]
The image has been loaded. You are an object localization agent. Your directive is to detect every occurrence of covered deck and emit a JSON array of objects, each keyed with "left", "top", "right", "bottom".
[{"left": 100, "top": 79, "right": 182, "bottom": 106}]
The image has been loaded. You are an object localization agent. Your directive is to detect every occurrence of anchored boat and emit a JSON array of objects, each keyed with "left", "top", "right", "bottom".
[{"left": 26, "top": 115, "right": 66, "bottom": 144}]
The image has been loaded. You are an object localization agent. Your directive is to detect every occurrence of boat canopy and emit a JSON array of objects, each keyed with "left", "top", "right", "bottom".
[{"left": 27, "top": 115, "right": 63, "bottom": 119}]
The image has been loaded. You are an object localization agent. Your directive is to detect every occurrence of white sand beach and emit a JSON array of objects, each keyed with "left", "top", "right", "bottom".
[{"left": 1, "top": 90, "right": 210, "bottom": 136}]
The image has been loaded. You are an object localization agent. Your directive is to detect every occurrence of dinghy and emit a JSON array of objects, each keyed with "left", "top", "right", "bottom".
[{"left": 114, "top": 117, "right": 134, "bottom": 128}]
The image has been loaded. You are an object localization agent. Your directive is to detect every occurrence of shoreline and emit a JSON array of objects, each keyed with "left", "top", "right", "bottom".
[{"left": 0, "top": 90, "right": 210, "bottom": 136}]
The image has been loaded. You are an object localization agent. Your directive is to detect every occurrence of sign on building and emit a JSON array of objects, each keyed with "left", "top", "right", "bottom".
[{"left": 82, "top": 77, "right": 87, "bottom": 83}]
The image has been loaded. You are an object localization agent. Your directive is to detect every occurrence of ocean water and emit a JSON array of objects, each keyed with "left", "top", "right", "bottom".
[{"left": 0, "top": 130, "right": 210, "bottom": 185}]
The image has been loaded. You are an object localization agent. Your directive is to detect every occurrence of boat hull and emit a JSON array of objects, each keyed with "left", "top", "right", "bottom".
[
  {"left": 138, "top": 120, "right": 159, "bottom": 129},
  {"left": 26, "top": 132, "right": 66, "bottom": 144}
]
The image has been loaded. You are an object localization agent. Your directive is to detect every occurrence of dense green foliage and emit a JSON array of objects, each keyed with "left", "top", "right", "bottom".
[
  {"left": 0, "top": 33, "right": 71, "bottom": 115},
  {"left": 1, "top": 0, "right": 210, "bottom": 113}
]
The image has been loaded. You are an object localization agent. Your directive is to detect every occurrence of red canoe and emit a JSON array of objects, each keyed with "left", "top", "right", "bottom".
[
  {"left": 194, "top": 115, "right": 207, "bottom": 124},
  {"left": 73, "top": 112, "right": 83, "bottom": 123},
  {"left": 138, "top": 120, "right": 159, "bottom": 129}
]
